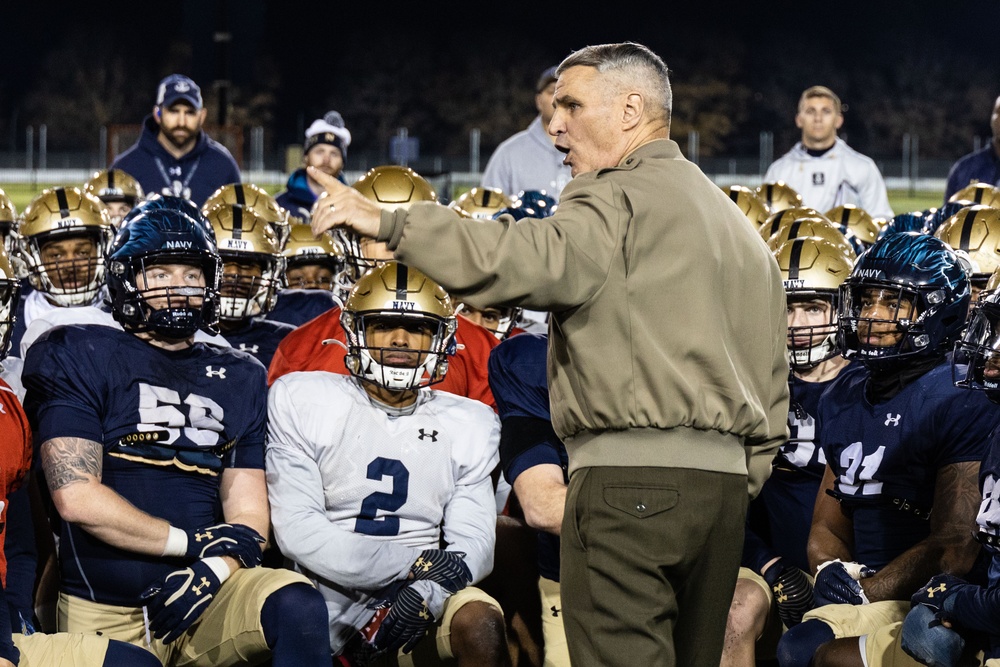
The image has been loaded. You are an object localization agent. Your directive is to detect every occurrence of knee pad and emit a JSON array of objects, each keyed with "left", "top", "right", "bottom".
[
  {"left": 900, "top": 604, "right": 965, "bottom": 667},
  {"left": 260, "top": 582, "right": 330, "bottom": 648},
  {"left": 776, "top": 619, "right": 835, "bottom": 667}
]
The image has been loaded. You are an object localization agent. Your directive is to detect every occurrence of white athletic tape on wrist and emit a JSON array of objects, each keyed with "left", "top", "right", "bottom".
[
  {"left": 162, "top": 526, "right": 188, "bottom": 557},
  {"left": 202, "top": 556, "right": 232, "bottom": 585}
]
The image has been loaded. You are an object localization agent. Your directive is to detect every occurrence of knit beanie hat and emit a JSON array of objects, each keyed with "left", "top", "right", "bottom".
[{"left": 304, "top": 111, "right": 351, "bottom": 158}]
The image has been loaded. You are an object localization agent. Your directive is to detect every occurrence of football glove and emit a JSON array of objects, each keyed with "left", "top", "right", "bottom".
[
  {"left": 813, "top": 559, "right": 874, "bottom": 607},
  {"left": 900, "top": 601, "right": 966, "bottom": 667},
  {"left": 762, "top": 559, "right": 815, "bottom": 627},
  {"left": 910, "top": 574, "right": 968, "bottom": 617},
  {"left": 367, "top": 582, "right": 435, "bottom": 655},
  {"left": 408, "top": 549, "right": 472, "bottom": 594},
  {"left": 179, "top": 523, "right": 266, "bottom": 567},
  {"left": 141, "top": 559, "right": 224, "bottom": 643}
]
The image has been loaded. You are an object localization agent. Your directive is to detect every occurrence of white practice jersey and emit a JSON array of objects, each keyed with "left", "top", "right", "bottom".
[
  {"left": 764, "top": 138, "right": 894, "bottom": 219},
  {"left": 266, "top": 371, "right": 500, "bottom": 653}
]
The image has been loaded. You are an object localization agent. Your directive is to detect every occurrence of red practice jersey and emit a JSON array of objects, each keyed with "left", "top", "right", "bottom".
[
  {"left": 268, "top": 306, "right": 499, "bottom": 409},
  {"left": 0, "top": 379, "right": 32, "bottom": 585}
]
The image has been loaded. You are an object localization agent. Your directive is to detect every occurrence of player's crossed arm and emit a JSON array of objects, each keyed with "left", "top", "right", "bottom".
[{"left": 41, "top": 437, "right": 264, "bottom": 566}]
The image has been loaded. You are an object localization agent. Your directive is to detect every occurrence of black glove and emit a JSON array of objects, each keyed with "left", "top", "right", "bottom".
[
  {"left": 910, "top": 574, "right": 968, "bottom": 617},
  {"left": 181, "top": 523, "right": 265, "bottom": 567},
  {"left": 813, "top": 559, "right": 874, "bottom": 607},
  {"left": 763, "top": 559, "right": 815, "bottom": 627},
  {"left": 408, "top": 550, "right": 472, "bottom": 594},
  {"left": 368, "top": 583, "right": 435, "bottom": 655},
  {"left": 141, "top": 560, "right": 223, "bottom": 643}
]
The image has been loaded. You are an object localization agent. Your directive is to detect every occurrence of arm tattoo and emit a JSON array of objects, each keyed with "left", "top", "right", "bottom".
[{"left": 41, "top": 437, "right": 103, "bottom": 493}]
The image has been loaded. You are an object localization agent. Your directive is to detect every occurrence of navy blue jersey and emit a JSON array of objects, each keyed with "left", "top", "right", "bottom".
[
  {"left": 744, "top": 364, "right": 864, "bottom": 574},
  {"left": 265, "top": 289, "right": 338, "bottom": 327},
  {"left": 221, "top": 318, "right": 294, "bottom": 370},
  {"left": 818, "top": 359, "right": 1000, "bottom": 569},
  {"left": 21, "top": 325, "right": 267, "bottom": 605},
  {"left": 488, "top": 332, "right": 565, "bottom": 582}
]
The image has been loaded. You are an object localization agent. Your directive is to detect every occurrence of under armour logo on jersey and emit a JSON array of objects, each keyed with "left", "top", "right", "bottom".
[
  {"left": 239, "top": 343, "right": 259, "bottom": 354},
  {"left": 169, "top": 166, "right": 182, "bottom": 177},
  {"left": 550, "top": 605, "right": 561, "bottom": 618},
  {"left": 206, "top": 366, "right": 227, "bottom": 379},
  {"left": 418, "top": 429, "right": 438, "bottom": 442},
  {"left": 191, "top": 577, "right": 212, "bottom": 595},
  {"left": 884, "top": 413, "right": 902, "bottom": 426},
  {"left": 812, "top": 172, "right": 825, "bottom": 186}
]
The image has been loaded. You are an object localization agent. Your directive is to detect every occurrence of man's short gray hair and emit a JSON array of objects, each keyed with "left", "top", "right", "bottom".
[{"left": 557, "top": 42, "right": 672, "bottom": 124}]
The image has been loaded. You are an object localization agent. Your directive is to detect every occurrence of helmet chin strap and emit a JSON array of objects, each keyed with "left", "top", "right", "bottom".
[{"left": 791, "top": 336, "right": 837, "bottom": 370}]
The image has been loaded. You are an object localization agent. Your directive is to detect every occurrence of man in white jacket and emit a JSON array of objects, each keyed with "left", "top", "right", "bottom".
[{"left": 765, "top": 86, "right": 893, "bottom": 219}]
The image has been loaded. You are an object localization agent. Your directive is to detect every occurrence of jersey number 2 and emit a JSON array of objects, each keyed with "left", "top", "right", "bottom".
[{"left": 355, "top": 457, "right": 409, "bottom": 536}]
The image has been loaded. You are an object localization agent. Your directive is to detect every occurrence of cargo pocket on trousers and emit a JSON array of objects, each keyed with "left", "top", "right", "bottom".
[{"left": 602, "top": 485, "right": 679, "bottom": 519}]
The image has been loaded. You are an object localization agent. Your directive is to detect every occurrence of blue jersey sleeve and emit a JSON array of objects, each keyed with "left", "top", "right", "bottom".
[
  {"left": 488, "top": 333, "right": 550, "bottom": 421},
  {"left": 22, "top": 326, "right": 106, "bottom": 444}
]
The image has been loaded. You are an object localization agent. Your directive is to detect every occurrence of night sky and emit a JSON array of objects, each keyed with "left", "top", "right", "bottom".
[{"left": 3, "top": 0, "right": 999, "bottom": 150}]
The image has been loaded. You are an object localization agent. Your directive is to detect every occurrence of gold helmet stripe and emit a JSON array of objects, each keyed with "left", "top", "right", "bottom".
[
  {"left": 960, "top": 207, "right": 978, "bottom": 250},
  {"left": 232, "top": 204, "right": 245, "bottom": 240},
  {"left": 788, "top": 238, "right": 804, "bottom": 281},
  {"left": 55, "top": 187, "right": 71, "bottom": 218},
  {"left": 396, "top": 263, "right": 409, "bottom": 300}
]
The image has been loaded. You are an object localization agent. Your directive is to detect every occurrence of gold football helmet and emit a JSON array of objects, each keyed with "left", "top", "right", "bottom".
[
  {"left": 934, "top": 205, "right": 1000, "bottom": 283},
  {"left": 755, "top": 181, "right": 803, "bottom": 213},
  {"left": 0, "top": 243, "right": 20, "bottom": 359},
  {"left": 722, "top": 185, "right": 770, "bottom": 227},
  {"left": 20, "top": 187, "right": 113, "bottom": 306},
  {"left": 202, "top": 183, "right": 290, "bottom": 248},
  {"left": 0, "top": 189, "right": 24, "bottom": 278},
  {"left": 336, "top": 166, "right": 437, "bottom": 280},
  {"left": 766, "top": 217, "right": 857, "bottom": 260},
  {"left": 826, "top": 204, "right": 879, "bottom": 247},
  {"left": 950, "top": 182, "right": 1000, "bottom": 208},
  {"left": 282, "top": 222, "right": 346, "bottom": 293},
  {"left": 450, "top": 187, "right": 514, "bottom": 219},
  {"left": 773, "top": 237, "right": 853, "bottom": 369},
  {"left": 758, "top": 206, "right": 828, "bottom": 241},
  {"left": 203, "top": 203, "right": 285, "bottom": 320},
  {"left": 341, "top": 261, "right": 457, "bottom": 390},
  {"left": 83, "top": 169, "right": 145, "bottom": 227}
]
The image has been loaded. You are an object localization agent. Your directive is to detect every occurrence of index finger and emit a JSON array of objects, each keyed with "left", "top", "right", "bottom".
[{"left": 307, "top": 166, "right": 350, "bottom": 194}]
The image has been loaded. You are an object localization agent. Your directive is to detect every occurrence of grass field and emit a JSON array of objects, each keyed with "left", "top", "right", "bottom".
[{"left": 0, "top": 182, "right": 946, "bottom": 218}]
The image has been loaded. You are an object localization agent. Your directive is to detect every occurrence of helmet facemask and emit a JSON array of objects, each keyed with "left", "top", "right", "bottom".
[
  {"left": 0, "top": 277, "right": 20, "bottom": 359},
  {"left": 342, "top": 311, "right": 457, "bottom": 390},
  {"left": 838, "top": 283, "right": 934, "bottom": 366},
  {"left": 219, "top": 255, "right": 282, "bottom": 321},
  {"left": 786, "top": 293, "right": 839, "bottom": 370},
  {"left": 24, "top": 228, "right": 112, "bottom": 306},
  {"left": 954, "top": 297, "right": 1000, "bottom": 395},
  {"left": 108, "top": 252, "right": 221, "bottom": 339}
]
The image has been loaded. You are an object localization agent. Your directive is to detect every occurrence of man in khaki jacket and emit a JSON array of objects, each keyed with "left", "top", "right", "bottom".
[{"left": 310, "top": 41, "right": 789, "bottom": 667}]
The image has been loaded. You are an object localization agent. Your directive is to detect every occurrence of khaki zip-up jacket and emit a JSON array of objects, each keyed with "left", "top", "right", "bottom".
[{"left": 378, "top": 139, "right": 789, "bottom": 497}]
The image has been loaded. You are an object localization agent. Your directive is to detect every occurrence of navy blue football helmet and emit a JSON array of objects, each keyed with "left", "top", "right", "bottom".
[
  {"left": 493, "top": 190, "right": 558, "bottom": 221},
  {"left": 122, "top": 194, "right": 216, "bottom": 243},
  {"left": 838, "top": 232, "right": 970, "bottom": 368},
  {"left": 105, "top": 208, "right": 222, "bottom": 339},
  {"left": 876, "top": 211, "right": 929, "bottom": 240},
  {"left": 924, "top": 200, "right": 973, "bottom": 235}
]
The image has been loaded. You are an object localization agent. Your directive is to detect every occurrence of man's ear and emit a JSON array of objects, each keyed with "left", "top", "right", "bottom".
[
  {"left": 198, "top": 108, "right": 208, "bottom": 125},
  {"left": 622, "top": 93, "right": 644, "bottom": 131},
  {"left": 154, "top": 107, "right": 161, "bottom": 122}
]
